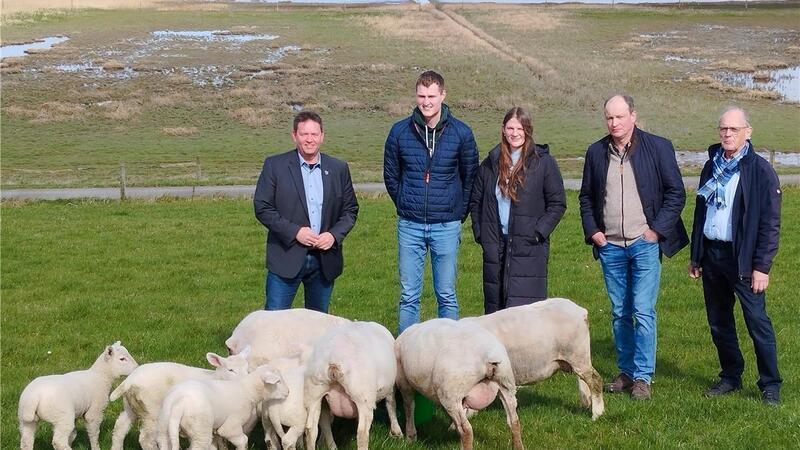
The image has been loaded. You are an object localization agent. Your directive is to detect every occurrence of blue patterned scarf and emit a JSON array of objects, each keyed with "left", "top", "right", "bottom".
[{"left": 697, "top": 142, "right": 749, "bottom": 209}]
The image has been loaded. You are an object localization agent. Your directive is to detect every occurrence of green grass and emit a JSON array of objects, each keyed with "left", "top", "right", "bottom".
[
  {"left": 1, "top": 3, "right": 798, "bottom": 188},
  {"left": 2, "top": 189, "right": 799, "bottom": 448}
]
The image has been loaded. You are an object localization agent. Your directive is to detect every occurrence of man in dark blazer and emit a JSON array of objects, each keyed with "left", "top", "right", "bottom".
[
  {"left": 689, "top": 107, "right": 782, "bottom": 405},
  {"left": 254, "top": 111, "right": 359, "bottom": 313},
  {"left": 579, "top": 94, "right": 688, "bottom": 401}
]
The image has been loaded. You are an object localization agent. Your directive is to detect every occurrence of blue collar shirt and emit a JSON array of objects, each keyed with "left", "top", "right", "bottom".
[
  {"left": 703, "top": 149, "right": 743, "bottom": 242},
  {"left": 298, "top": 152, "right": 324, "bottom": 235}
]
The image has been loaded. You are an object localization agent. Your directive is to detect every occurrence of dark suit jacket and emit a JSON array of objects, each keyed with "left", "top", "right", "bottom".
[
  {"left": 579, "top": 127, "right": 689, "bottom": 259},
  {"left": 254, "top": 150, "right": 359, "bottom": 281},
  {"left": 690, "top": 142, "right": 781, "bottom": 277}
]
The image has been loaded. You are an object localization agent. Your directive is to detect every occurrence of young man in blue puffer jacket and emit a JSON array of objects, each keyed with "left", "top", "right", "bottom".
[{"left": 383, "top": 70, "right": 479, "bottom": 334}]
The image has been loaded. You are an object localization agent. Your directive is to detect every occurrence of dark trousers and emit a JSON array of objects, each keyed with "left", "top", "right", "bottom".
[{"left": 702, "top": 239, "right": 781, "bottom": 392}]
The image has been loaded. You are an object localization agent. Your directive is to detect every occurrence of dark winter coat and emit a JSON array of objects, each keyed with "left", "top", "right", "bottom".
[
  {"left": 469, "top": 144, "right": 567, "bottom": 313},
  {"left": 690, "top": 141, "right": 781, "bottom": 277},
  {"left": 383, "top": 109, "right": 479, "bottom": 223},
  {"left": 579, "top": 127, "right": 689, "bottom": 259}
]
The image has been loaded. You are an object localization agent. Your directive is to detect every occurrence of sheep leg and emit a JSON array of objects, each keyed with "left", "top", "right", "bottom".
[
  {"left": 282, "top": 425, "right": 303, "bottom": 450},
  {"left": 575, "top": 366, "right": 605, "bottom": 421},
  {"left": 138, "top": 417, "right": 160, "bottom": 450},
  {"left": 355, "top": 403, "right": 373, "bottom": 450},
  {"left": 442, "top": 402, "right": 473, "bottom": 450},
  {"left": 304, "top": 392, "right": 325, "bottom": 450},
  {"left": 384, "top": 390, "right": 403, "bottom": 437},
  {"left": 263, "top": 408, "right": 282, "bottom": 450},
  {"left": 496, "top": 384, "right": 524, "bottom": 450},
  {"left": 19, "top": 419, "right": 37, "bottom": 450},
  {"left": 319, "top": 405, "right": 337, "bottom": 450},
  {"left": 51, "top": 420, "right": 75, "bottom": 450},
  {"left": 110, "top": 402, "right": 134, "bottom": 450}
]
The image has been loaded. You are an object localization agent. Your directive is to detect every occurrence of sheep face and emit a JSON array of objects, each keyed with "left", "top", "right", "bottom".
[
  {"left": 257, "top": 365, "right": 289, "bottom": 401},
  {"left": 207, "top": 346, "right": 251, "bottom": 379},
  {"left": 107, "top": 341, "right": 139, "bottom": 377}
]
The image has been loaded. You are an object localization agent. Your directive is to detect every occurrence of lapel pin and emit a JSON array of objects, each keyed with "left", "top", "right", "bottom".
[{"left": 324, "top": 170, "right": 329, "bottom": 175}]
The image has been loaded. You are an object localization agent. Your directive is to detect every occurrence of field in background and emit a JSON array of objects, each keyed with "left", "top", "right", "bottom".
[
  {"left": 2, "top": 191, "right": 799, "bottom": 448},
  {"left": 1, "top": 2, "right": 798, "bottom": 188}
]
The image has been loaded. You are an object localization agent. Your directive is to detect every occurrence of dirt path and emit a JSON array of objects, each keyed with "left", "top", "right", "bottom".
[
  {"left": 4, "top": 176, "right": 799, "bottom": 201},
  {"left": 434, "top": 6, "right": 557, "bottom": 80}
]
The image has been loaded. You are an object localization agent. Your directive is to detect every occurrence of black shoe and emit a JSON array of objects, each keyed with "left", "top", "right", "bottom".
[
  {"left": 762, "top": 390, "right": 780, "bottom": 406},
  {"left": 704, "top": 380, "right": 741, "bottom": 397}
]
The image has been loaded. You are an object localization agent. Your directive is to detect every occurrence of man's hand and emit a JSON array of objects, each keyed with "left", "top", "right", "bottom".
[
  {"left": 314, "top": 232, "right": 336, "bottom": 251},
  {"left": 643, "top": 228, "right": 660, "bottom": 243},
  {"left": 295, "top": 227, "right": 318, "bottom": 247},
  {"left": 688, "top": 263, "right": 702, "bottom": 279},
  {"left": 752, "top": 270, "right": 769, "bottom": 294},
  {"left": 591, "top": 231, "right": 607, "bottom": 247}
]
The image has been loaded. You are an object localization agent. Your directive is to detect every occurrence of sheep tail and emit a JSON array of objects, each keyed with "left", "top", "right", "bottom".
[
  {"left": 328, "top": 363, "right": 344, "bottom": 383},
  {"left": 167, "top": 401, "right": 184, "bottom": 450},
  {"left": 109, "top": 379, "right": 129, "bottom": 402},
  {"left": 18, "top": 389, "right": 39, "bottom": 423}
]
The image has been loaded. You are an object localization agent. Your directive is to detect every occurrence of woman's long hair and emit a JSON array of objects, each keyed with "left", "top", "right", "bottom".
[{"left": 498, "top": 107, "right": 536, "bottom": 203}]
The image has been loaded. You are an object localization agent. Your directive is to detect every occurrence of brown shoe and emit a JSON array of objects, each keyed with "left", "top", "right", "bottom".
[
  {"left": 631, "top": 380, "right": 651, "bottom": 400},
  {"left": 604, "top": 373, "right": 634, "bottom": 393}
]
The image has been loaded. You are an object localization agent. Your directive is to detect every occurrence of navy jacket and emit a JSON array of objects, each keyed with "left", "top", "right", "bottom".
[
  {"left": 383, "top": 114, "right": 479, "bottom": 223},
  {"left": 254, "top": 150, "right": 359, "bottom": 282},
  {"left": 690, "top": 142, "right": 781, "bottom": 277},
  {"left": 579, "top": 127, "right": 688, "bottom": 258}
]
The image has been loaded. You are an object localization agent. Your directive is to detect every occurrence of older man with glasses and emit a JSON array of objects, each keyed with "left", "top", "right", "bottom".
[{"left": 688, "top": 106, "right": 783, "bottom": 406}]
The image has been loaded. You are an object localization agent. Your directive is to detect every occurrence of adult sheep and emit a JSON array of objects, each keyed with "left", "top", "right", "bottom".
[
  {"left": 225, "top": 309, "right": 350, "bottom": 366},
  {"left": 462, "top": 297, "right": 604, "bottom": 421}
]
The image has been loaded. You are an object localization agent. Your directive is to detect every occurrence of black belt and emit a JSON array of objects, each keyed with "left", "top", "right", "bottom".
[{"left": 704, "top": 237, "right": 732, "bottom": 248}]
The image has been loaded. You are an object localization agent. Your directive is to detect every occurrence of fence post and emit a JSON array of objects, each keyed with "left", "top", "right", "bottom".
[
  {"left": 769, "top": 149, "right": 775, "bottom": 167},
  {"left": 120, "top": 162, "right": 127, "bottom": 200},
  {"left": 195, "top": 157, "right": 202, "bottom": 182}
]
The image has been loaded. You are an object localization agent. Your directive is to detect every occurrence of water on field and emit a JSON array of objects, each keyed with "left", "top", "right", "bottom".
[
  {"left": 0, "top": 36, "right": 70, "bottom": 59},
  {"left": 715, "top": 66, "right": 800, "bottom": 103}
]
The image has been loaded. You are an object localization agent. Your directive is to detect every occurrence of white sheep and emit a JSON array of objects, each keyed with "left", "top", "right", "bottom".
[
  {"left": 225, "top": 309, "right": 350, "bottom": 367},
  {"left": 462, "top": 298, "right": 605, "bottom": 421},
  {"left": 304, "top": 321, "right": 402, "bottom": 450},
  {"left": 157, "top": 364, "right": 289, "bottom": 450},
  {"left": 395, "top": 319, "right": 524, "bottom": 450},
  {"left": 108, "top": 347, "right": 251, "bottom": 450},
  {"left": 261, "top": 360, "right": 336, "bottom": 450},
  {"left": 18, "top": 341, "right": 139, "bottom": 450}
]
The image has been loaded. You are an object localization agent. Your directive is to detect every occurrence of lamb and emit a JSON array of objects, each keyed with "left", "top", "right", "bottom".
[
  {"left": 462, "top": 297, "right": 605, "bottom": 421},
  {"left": 261, "top": 360, "right": 336, "bottom": 450},
  {"left": 225, "top": 308, "right": 350, "bottom": 367},
  {"left": 156, "top": 363, "right": 288, "bottom": 450},
  {"left": 395, "top": 319, "right": 524, "bottom": 450},
  {"left": 304, "top": 321, "right": 402, "bottom": 450},
  {"left": 108, "top": 347, "right": 251, "bottom": 450},
  {"left": 18, "top": 341, "right": 138, "bottom": 450}
]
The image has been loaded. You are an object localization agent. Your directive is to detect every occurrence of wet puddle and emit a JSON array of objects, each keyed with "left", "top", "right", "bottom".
[
  {"left": 7, "top": 30, "right": 307, "bottom": 87},
  {"left": 151, "top": 30, "right": 279, "bottom": 43},
  {"left": 0, "top": 36, "right": 70, "bottom": 59},
  {"left": 714, "top": 66, "right": 800, "bottom": 103}
]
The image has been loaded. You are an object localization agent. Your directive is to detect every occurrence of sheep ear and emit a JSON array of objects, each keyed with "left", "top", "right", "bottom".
[
  {"left": 261, "top": 370, "right": 280, "bottom": 385},
  {"left": 206, "top": 353, "right": 222, "bottom": 368},
  {"left": 105, "top": 346, "right": 113, "bottom": 359}
]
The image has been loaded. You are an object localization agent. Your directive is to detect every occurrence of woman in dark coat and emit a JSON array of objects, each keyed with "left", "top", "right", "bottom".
[{"left": 469, "top": 107, "right": 567, "bottom": 314}]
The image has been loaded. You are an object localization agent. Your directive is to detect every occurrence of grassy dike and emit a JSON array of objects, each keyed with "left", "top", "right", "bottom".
[
  {"left": 1, "top": 3, "right": 798, "bottom": 187},
  {"left": 2, "top": 190, "right": 798, "bottom": 448}
]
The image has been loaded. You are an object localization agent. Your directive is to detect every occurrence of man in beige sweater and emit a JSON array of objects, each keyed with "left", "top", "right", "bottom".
[{"left": 579, "top": 95, "right": 688, "bottom": 400}]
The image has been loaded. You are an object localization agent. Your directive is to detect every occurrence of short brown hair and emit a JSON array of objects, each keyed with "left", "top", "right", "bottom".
[
  {"left": 603, "top": 94, "right": 635, "bottom": 113},
  {"left": 293, "top": 110, "right": 323, "bottom": 132},
  {"left": 416, "top": 70, "right": 445, "bottom": 92}
]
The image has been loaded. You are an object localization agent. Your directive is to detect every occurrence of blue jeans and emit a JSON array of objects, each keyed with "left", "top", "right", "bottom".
[
  {"left": 598, "top": 238, "right": 661, "bottom": 384},
  {"left": 397, "top": 219, "right": 461, "bottom": 334},
  {"left": 265, "top": 253, "right": 333, "bottom": 313}
]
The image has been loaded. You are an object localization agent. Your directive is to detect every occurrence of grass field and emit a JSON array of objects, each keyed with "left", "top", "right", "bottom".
[
  {"left": 1, "top": 2, "right": 799, "bottom": 188},
  {"left": 2, "top": 190, "right": 798, "bottom": 448}
]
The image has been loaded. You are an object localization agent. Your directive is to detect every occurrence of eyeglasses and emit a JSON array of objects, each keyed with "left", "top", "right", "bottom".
[{"left": 718, "top": 126, "right": 749, "bottom": 135}]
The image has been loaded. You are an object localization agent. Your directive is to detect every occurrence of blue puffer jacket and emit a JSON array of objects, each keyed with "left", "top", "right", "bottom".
[{"left": 383, "top": 111, "right": 479, "bottom": 223}]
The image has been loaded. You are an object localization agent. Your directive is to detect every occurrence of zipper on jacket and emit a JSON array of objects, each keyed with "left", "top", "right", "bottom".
[{"left": 619, "top": 145, "right": 628, "bottom": 247}]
